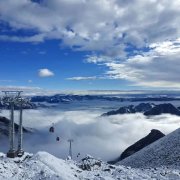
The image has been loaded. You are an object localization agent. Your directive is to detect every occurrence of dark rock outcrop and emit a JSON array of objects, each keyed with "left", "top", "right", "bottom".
[
  {"left": 103, "top": 103, "right": 180, "bottom": 116},
  {"left": 102, "top": 103, "right": 155, "bottom": 116},
  {"left": 0, "top": 116, "right": 30, "bottom": 136},
  {"left": 120, "top": 129, "right": 165, "bottom": 160},
  {"left": 109, "top": 129, "right": 165, "bottom": 164},
  {"left": 144, "top": 103, "right": 180, "bottom": 116},
  {"left": 30, "top": 94, "right": 124, "bottom": 104},
  {"left": 134, "top": 103, "right": 155, "bottom": 112},
  {"left": 102, "top": 105, "right": 135, "bottom": 116}
]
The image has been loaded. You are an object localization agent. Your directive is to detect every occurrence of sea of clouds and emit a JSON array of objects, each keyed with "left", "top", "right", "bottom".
[{"left": 1, "top": 103, "right": 180, "bottom": 161}]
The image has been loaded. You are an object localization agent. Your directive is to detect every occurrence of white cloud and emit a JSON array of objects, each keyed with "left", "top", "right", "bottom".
[
  {"left": 28, "top": 80, "right": 33, "bottom": 83},
  {"left": 0, "top": 80, "right": 15, "bottom": 82},
  {"left": 1, "top": 0, "right": 180, "bottom": 88},
  {"left": 66, "top": 76, "right": 97, "bottom": 81},
  {"left": 0, "top": 85, "right": 45, "bottom": 96},
  {"left": 1, "top": 108, "right": 179, "bottom": 161},
  {"left": 0, "top": 34, "right": 45, "bottom": 43},
  {"left": 38, "top": 68, "right": 54, "bottom": 77},
  {"left": 38, "top": 51, "right": 46, "bottom": 55},
  {"left": 0, "top": 85, "right": 41, "bottom": 91},
  {"left": 86, "top": 39, "right": 180, "bottom": 88},
  {"left": 0, "top": 0, "right": 180, "bottom": 53},
  {"left": 86, "top": 55, "right": 115, "bottom": 64}
]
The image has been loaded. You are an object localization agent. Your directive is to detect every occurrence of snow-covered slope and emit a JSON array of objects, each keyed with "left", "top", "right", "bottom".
[
  {"left": 119, "top": 128, "right": 180, "bottom": 168},
  {"left": 0, "top": 151, "right": 180, "bottom": 179},
  {"left": 0, "top": 151, "right": 80, "bottom": 180}
]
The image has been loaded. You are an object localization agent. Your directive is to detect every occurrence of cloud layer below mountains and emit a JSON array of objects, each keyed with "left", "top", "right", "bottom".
[{"left": 1, "top": 108, "right": 179, "bottom": 161}]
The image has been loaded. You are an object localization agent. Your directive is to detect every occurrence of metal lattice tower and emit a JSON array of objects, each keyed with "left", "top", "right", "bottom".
[
  {"left": 16, "top": 97, "right": 28, "bottom": 157},
  {"left": 2, "top": 91, "right": 23, "bottom": 158},
  {"left": 68, "top": 139, "right": 74, "bottom": 159}
]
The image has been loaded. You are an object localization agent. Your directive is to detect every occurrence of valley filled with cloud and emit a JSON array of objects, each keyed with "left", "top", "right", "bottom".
[{"left": 1, "top": 101, "right": 179, "bottom": 161}]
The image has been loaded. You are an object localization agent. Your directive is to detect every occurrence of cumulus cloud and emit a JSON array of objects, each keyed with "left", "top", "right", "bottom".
[
  {"left": 1, "top": 107, "right": 180, "bottom": 161},
  {"left": 38, "top": 68, "right": 54, "bottom": 77},
  {"left": 0, "top": 0, "right": 180, "bottom": 52}
]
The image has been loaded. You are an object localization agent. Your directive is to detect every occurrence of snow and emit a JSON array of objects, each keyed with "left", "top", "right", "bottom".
[
  {"left": 29, "top": 152, "right": 79, "bottom": 180},
  {"left": 0, "top": 152, "right": 79, "bottom": 180},
  {"left": 0, "top": 150, "right": 179, "bottom": 179},
  {"left": 0, "top": 128, "right": 179, "bottom": 179},
  {"left": 119, "top": 128, "right": 180, "bottom": 168}
]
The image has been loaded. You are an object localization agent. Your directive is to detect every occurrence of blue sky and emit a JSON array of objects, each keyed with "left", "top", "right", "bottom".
[
  {"left": 0, "top": 0, "right": 180, "bottom": 91},
  {"left": 0, "top": 39, "right": 132, "bottom": 90}
]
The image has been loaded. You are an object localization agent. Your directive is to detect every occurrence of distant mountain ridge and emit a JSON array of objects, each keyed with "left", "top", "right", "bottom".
[
  {"left": 30, "top": 94, "right": 123, "bottom": 103},
  {"left": 144, "top": 103, "right": 180, "bottom": 116},
  {"left": 1, "top": 94, "right": 180, "bottom": 109},
  {"left": 102, "top": 103, "right": 180, "bottom": 116},
  {"left": 30, "top": 94, "right": 180, "bottom": 104}
]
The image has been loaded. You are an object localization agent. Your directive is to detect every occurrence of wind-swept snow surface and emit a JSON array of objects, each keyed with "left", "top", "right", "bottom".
[
  {"left": 0, "top": 150, "right": 180, "bottom": 179},
  {"left": 0, "top": 152, "right": 79, "bottom": 180},
  {"left": 119, "top": 128, "right": 180, "bottom": 168}
]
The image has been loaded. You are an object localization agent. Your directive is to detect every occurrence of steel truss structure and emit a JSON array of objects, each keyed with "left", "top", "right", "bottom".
[{"left": 1, "top": 91, "right": 26, "bottom": 158}]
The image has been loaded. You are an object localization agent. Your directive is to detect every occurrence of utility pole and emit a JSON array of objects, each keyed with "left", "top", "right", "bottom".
[{"left": 68, "top": 139, "right": 74, "bottom": 159}]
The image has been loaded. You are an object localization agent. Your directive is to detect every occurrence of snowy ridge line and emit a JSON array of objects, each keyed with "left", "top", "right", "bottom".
[{"left": 119, "top": 128, "right": 180, "bottom": 168}]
